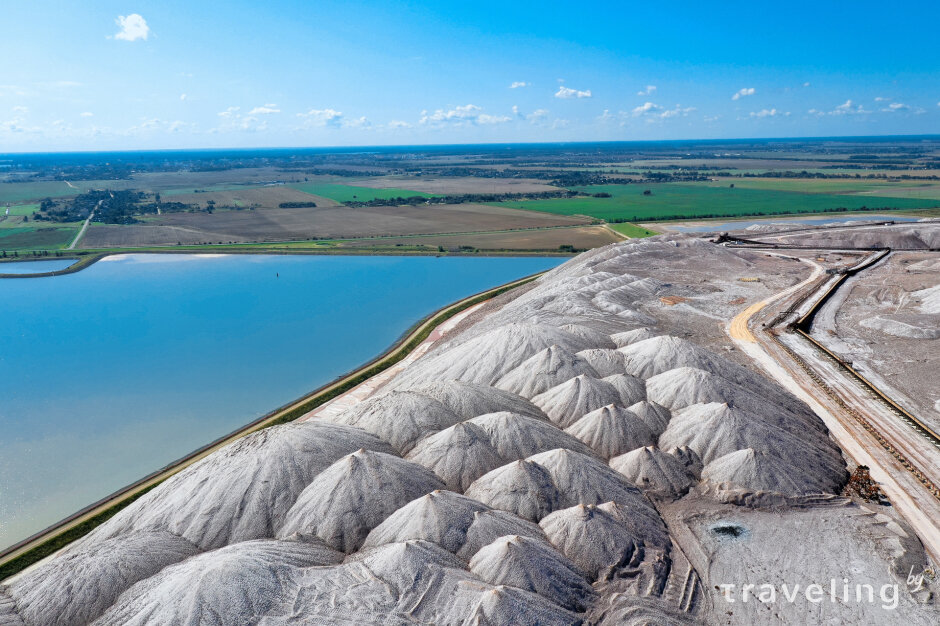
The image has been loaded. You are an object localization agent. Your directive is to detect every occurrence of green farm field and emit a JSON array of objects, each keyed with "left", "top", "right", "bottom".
[
  {"left": 495, "top": 183, "right": 940, "bottom": 222},
  {"left": 0, "top": 181, "right": 79, "bottom": 204},
  {"left": 289, "top": 182, "right": 437, "bottom": 203},
  {"left": 607, "top": 223, "right": 658, "bottom": 238},
  {"left": 3, "top": 203, "right": 39, "bottom": 216},
  {"left": 0, "top": 226, "right": 78, "bottom": 250},
  {"left": 709, "top": 178, "right": 940, "bottom": 198}
]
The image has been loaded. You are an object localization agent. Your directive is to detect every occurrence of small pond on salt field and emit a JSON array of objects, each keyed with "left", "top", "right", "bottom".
[{"left": 0, "top": 253, "right": 565, "bottom": 550}]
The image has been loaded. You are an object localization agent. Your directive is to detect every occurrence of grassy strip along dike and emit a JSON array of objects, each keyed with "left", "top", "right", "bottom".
[{"left": 0, "top": 270, "right": 545, "bottom": 581}]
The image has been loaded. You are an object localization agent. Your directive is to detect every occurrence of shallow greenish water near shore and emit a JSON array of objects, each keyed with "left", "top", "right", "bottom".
[{"left": 0, "top": 253, "right": 565, "bottom": 550}]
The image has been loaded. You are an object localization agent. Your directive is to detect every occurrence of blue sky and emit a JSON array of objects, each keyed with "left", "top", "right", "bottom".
[{"left": 1, "top": 1, "right": 937, "bottom": 151}]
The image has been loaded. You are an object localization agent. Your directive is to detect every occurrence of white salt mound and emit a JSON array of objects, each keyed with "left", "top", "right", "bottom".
[
  {"left": 401, "top": 379, "right": 548, "bottom": 420},
  {"left": 80, "top": 421, "right": 393, "bottom": 551},
  {"left": 528, "top": 449, "right": 662, "bottom": 516},
  {"left": 609, "top": 446, "right": 695, "bottom": 499},
  {"left": 392, "top": 323, "right": 594, "bottom": 388},
  {"left": 565, "top": 405, "right": 655, "bottom": 459},
  {"left": 277, "top": 449, "right": 445, "bottom": 552},
  {"left": 559, "top": 323, "right": 618, "bottom": 349},
  {"left": 610, "top": 328, "right": 660, "bottom": 348},
  {"left": 465, "top": 460, "right": 562, "bottom": 522},
  {"left": 539, "top": 502, "right": 669, "bottom": 582},
  {"left": 495, "top": 344, "right": 599, "bottom": 398},
  {"left": 6, "top": 531, "right": 199, "bottom": 626},
  {"left": 406, "top": 421, "right": 506, "bottom": 491},
  {"left": 468, "top": 411, "right": 597, "bottom": 460},
  {"left": 531, "top": 375, "right": 625, "bottom": 428},
  {"left": 627, "top": 401, "right": 672, "bottom": 436},
  {"left": 91, "top": 540, "right": 342, "bottom": 626},
  {"left": 469, "top": 535, "right": 595, "bottom": 612},
  {"left": 329, "top": 390, "right": 462, "bottom": 455},
  {"left": 668, "top": 445, "right": 704, "bottom": 477},
  {"left": 659, "top": 403, "right": 846, "bottom": 494},
  {"left": 701, "top": 447, "right": 841, "bottom": 495},
  {"left": 602, "top": 373, "right": 648, "bottom": 405},
  {"left": 576, "top": 348, "right": 629, "bottom": 377}
]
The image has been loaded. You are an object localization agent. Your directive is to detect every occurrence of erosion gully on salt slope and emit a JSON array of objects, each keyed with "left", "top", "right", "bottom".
[{"left": 0, "top": 253, "right": 564, "bottom": 550}]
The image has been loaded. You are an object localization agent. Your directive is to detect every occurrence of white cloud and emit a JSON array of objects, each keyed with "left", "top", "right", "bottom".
[
  {"left": 637, "top": 85, "right": 657, "bottom": 96},
  {"left": 874, "top": 96, "right": 891, "bottom": 102},
  {"left": 595, "top": 109, "right": 631, "bottom": 127},
  {"left": 12, "top": 105, "right": 28, "bottom": 113},
  {"left": 387, "top": 120, "right": 411, "bottom": 129},
  {"left": 297, "top": 108, "right": 344, "bottom": 127},
  {"left": 803, "top": 82, "right": 811, "bottom": 87},
  {"left": 832, "top": 99, "right": 870, "bottom": 115},
  {"left": 512, "top": 105, "right": 520, "bottom": 116},
  {"left": 555, "top": 86, "right": 592, "bottom": 99},
  {"left": 703, "top": 115, "right": 720, "bottom": 123},
  {"left": 732, "top": 87, "right": 756, "bottom": 100},
  {"left": 811, "top": 100, "right": 871, "bottom": 116},
  {"left": 509, "top": 81, "right": 528, "bottom": 89},
  {"left": 216, "top": 106, "right": 270, "bottom": 132},
  {"left": 880, "top": 102, "right": 923, "bottom": 114},
  {"left": 631, "top": 102, "right": 695, "bottom": 122},
  {"left": 419, "top": 104, "right": 509, "bottom": 126},
  {"left": 127, "top": 118, "right": 189, "bottom": 134},
  {"left": 659, "top": 105, "right": 696, "bottom": 119},
  {"left": 749, "top": 108, "right": 786, "bottom": 118},
  {"left": 477, "top": 113, "right": 512, "bottom": 124},
  {"left": 631, "top": 102, "right": 662, "bottom": 116},
  {"left": 345, "top": 116, "right": 371, "bottom": 128},
  {"left": 113, "top": 14, "right": 150, "bottom": 42},
  {"left": 80, "top": 111, "right": 93, "bottom": 117},
  {"left": 527, "top": 109, "right": 549, "bottom": 123},
  {"left": 248, "top": 104, "right": 281, "bottom": 115},
  {"left": 180, "top": 94, "right": 187, "bottom": 101}
]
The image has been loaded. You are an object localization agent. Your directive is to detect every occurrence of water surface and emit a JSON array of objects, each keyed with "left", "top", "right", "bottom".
[
  {"left": 0, "top": 253, "right": 563, "bottom": 549},
  {"left": 0, "top": 259, "right": 77, "bottom": 274}
]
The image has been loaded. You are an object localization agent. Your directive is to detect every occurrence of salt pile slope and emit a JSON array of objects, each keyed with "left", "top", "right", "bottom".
[
  {"left": 79, "top": 421, "right": 394, "bottom": 550},
  {"left": 4, "top": 235, "right": 865, "bottom": 625},
  {"left": 495, "top": 345, "right": 599, "bottom": 398},
  {"left": 277, "top": 449, "right": 445, "bottom": 552},
  {"left": 609, "top": 446, "right": 696, "bottom": 499},
  {"left": 565, "top": 404, "right": 656, "bottom": 459}
]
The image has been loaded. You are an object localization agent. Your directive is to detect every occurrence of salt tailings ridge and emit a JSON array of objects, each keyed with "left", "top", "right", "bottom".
[{"left": 2, "top": 235, "right": 936, "bottom": 625}]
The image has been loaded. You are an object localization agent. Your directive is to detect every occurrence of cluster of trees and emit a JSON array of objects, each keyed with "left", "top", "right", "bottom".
[
  {"left": 343, "top": 190, "right": 576, "bottom": 208},
  {"left": 278, "top": 201, "right": 318, "bottom": 208},
  {"left": 34, "top": 190, "right": 198, "bottom": 224},
  {"left": 737, "top": 170, "right": 940, "bottom": 181}
]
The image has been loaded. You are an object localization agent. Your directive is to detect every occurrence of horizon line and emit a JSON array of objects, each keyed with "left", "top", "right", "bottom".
[{"left": 2, "top": 133, "right": 939, "bottom": 158}]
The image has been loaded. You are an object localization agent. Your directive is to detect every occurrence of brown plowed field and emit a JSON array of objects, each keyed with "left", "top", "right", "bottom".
[{"left": 80, "top": 203, "right": 592, "bottom": 248}]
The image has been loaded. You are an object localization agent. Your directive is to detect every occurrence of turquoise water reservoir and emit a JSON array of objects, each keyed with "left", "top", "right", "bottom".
[
  {"left": 0, "top": 253, "right": 564, "bottom": 549},
  {"left": 0, "top": 259, "right": 77, "bottom": 274}
]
